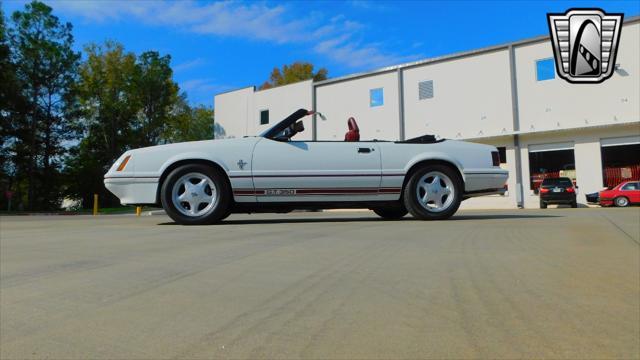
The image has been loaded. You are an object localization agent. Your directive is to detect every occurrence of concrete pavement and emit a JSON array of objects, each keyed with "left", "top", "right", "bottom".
[{"left": 1, "top": 208, "right": 639, "bottom": 359}]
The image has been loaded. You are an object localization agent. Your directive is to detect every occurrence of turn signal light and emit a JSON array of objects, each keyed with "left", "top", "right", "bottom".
[
  {"left": 566, "top": 187, "right": 575, "bottom": 193},
  {"left": 116, "top": 155, "right": 131, "bottom": 171},
  {"left": 540, "top": 188, "right": 550, "bottom": 194}
]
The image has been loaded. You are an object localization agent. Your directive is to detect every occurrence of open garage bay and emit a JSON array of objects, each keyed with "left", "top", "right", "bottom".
[{"left": 1, "top": 209, "right": 639, "bottom": 359}]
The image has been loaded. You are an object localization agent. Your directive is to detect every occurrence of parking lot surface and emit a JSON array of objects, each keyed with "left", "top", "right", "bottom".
[{"left": 1, "top": 208, "right": 639, "bottom": 359}]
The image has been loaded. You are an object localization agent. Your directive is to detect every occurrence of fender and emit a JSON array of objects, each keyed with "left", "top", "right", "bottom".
[
  {"left": 159, "top": 151, "right": 231, "bottom": 176},
  {"left": 404, "top": 152, "right": 466, "bottom": 182}
]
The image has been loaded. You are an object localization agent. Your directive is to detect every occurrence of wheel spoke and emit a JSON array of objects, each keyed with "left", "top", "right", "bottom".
[
  {"left": 187, "top": 200, "right": 198, "bottom": 215},
  {"left": 201, "top": 194, "right": 213, "bottom": 204}
]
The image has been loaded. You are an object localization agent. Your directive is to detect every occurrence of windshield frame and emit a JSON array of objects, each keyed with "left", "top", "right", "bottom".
[{"left": 259, "top": 108, "right": 312, "bottom": 139}]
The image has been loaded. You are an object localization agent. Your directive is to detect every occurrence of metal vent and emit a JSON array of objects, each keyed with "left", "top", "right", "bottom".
[{"left": 418, "top": 80, "right": 433, "bottom": 100}]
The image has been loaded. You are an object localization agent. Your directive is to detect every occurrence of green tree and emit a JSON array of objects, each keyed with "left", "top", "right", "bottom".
[
  {"left": 7, "top": 0, "right": 80, "bottom": 210},
  {"left": 163, "top": 93, "right": 215, "bottom": 142},
  {"left": 259, "top": 61, "right": 328, "bottom": 90},
  {"left": 66, "top": 41, "right": 139, "bottom": 207},
  {"left": 133, "top": 51, "right": 179, "bottom": 147}
]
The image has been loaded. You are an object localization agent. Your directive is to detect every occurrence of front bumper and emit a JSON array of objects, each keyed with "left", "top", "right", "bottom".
[{"left": 104, "top": 176, "right": 159, "bottom": 205}]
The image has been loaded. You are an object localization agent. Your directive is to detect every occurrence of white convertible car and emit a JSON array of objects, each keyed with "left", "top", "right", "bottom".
[{"left": 105, "top": 109, "right": 508, "bottom": 224}]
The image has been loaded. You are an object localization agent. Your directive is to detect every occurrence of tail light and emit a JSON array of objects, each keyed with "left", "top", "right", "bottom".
[
  {"left": 491, "top": 151, "right": 500, "bottom": 166},
  {"left": 540, "top": 188, "right": 550, "bottom": 194},
  {"left": 566, "top": 187, "right": 575, "bottom": 193}
]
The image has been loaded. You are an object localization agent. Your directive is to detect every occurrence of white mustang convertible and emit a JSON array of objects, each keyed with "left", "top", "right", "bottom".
[{"left": 105, "top": 109, "right": 508, "bottom": 224}]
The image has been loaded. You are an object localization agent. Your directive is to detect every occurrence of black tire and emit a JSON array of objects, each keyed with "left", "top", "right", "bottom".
[
  {"left": 540, "top": 200, "right": 547, "bottom": 209},
  {"left": 571, "top": 201, "right": 578, "bottom": 208},
  {"left": 614, "top": 196, "right": 629, "bottom": 207},
  {"left": 161, "top": 164, "right": 231, "bottom": 225},
  {"left": 372, "top": 204, "right": 408, "bottom": 220},
  {"left": 403, "top": 164, "right": 462, "bottom": 220}
]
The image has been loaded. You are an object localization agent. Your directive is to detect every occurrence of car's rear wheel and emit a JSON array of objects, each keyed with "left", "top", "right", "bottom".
[
  {"left": 614, "top": 196, "right": 629, "bottom": 207},
  {"left": 403, "top": 165, "right": 462, "bottom": 220},
  {"left": 372, "top": 204, "right": 408, "bottom": 220},
  {"left": 570, "top": 201, "right": 578, "bottom": 208},
  {"left": 161, "top": 164, "right": 231, "bottom": 225},
  {"left": 540, "top": 200, "right": 547, "bottom": 209}
]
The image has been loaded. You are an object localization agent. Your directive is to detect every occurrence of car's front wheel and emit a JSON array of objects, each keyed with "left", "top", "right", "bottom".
[
  {"left": 403, "top": 165, "right": 462, "bottom": 220},
  {"left": 161, "top": 164, "right": 231, "bottom": 225},
  {"left": 372, "top": 204, "right": 408, "bottom": 220},
  {"left": 614, "top": 196, "right": 629, "bottom": 207}
]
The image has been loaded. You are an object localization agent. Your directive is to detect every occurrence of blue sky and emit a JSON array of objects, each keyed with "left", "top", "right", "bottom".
[{"left": 3, "top": 0, "right": 639, "bottom": 106}]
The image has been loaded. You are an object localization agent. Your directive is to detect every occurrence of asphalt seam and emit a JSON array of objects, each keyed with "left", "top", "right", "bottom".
[{"left": 601, "top": 213, "right": 640, "bottom": 246}]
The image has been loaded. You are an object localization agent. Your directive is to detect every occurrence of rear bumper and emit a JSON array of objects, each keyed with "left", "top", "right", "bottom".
[
  {"left": 540, "top": 194, "right": 576, "bottom": 204},
  {"left": 104, "top": 177, "right": 159, "bottom": 205},
  {"left": 464, "top": 169, "right": 509, "bottom": 193}
]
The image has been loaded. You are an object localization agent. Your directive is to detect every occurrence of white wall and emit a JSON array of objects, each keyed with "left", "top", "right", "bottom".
[
  {"left": 403, "top": 49, "right": 514, "bottom": 140},
  {"left": 515, "top": 22, "right": 640, "bottom": 133},
  {"left": 250, "top": 80, "right": 313, "bottom": 140},
  {"left": 316, "top": 72, "right": 399, "bottom": 141},
  {"left": 213, "top": 86, "right": 253, "bottom": 139},
  {"left": 213, "top": 80, "right": 313, "bottom": 140}
]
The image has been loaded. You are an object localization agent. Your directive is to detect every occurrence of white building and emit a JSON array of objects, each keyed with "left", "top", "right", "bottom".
[{"left": 215, "top": 17, "right": 640, "bottom": 209}]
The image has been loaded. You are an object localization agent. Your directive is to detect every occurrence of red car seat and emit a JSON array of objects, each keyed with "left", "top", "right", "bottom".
[{"left": 345, "top": 117, "right": 360, "bottom": 141}]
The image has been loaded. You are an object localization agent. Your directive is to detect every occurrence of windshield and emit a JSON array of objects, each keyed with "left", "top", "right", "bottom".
[{"left": 259, "top": 108, "right": 311, "bottom": 139}]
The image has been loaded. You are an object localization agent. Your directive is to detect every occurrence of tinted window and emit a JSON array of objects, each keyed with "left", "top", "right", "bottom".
[
  {"left": 536, "top": 58, "right": 555, "bottom": 81},
  {"left": 260, "top": 110, "right": 269, "bottom": 125},
  {"left": 541, "top": 178, "right": 573, "bottom": 187},
  {"left": 370, "top": 88, "right": 383, "bottom": 107},
  {"left": 622, "top": 182, "right": 639, "bottom": 190}
]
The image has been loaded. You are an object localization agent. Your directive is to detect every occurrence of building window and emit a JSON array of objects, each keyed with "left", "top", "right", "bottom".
[
  {"left": 260, "top": 110, "right": 269, "bottom": 125},
  {"left": 497, "top": 147, "right": 507, "bottom": 164},
  {"left": 536, "top": 58, "right": 555, "bottom": 81},
  {"left": 418, "top": 80, "right": 434, "bottom": 100},
  {"left": 370, "top": 88, "right": 384, "bottom": 107}
]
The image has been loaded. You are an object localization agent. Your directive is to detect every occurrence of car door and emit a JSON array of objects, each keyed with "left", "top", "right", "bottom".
[
  {"left": 251, "top": 139, "right": 381, "bottom": 202},
  {"left": 624, "top": 181, "right": 640, "bottom": 203}
]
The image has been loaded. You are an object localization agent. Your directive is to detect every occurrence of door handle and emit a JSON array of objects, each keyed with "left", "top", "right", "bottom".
[{"left": 358, "top": 147, "right": 372, "bottom": 153}]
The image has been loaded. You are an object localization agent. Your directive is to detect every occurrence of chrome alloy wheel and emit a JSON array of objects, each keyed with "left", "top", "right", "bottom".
[
  {"left": 415, "top": 171, "right": 455, "bottom": 212},
  {"left": 171, "top": 172, "right": 218, "bottom": 217}
]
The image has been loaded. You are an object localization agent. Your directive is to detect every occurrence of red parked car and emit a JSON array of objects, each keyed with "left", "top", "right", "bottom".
[{"left": 599, "top": 181, "right": 640, "bottom": 207}]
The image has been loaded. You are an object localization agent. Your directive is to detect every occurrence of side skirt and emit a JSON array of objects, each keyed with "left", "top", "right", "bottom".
[{"left": 231, "top": 201, "right": 402, "bottom": 214}]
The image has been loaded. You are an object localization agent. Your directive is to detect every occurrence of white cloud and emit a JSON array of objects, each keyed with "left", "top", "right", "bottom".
[
  {"left": 174, "top": 58, "right": 206, "bottom": 73},
  {"left": 50, "top": 0, "right": 416, "bottom": 70}
]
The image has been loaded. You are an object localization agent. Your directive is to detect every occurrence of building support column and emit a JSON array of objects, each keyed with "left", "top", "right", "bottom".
[
  {"left": 397, "top": 68, "right": 405, "bottom": 141},
  {"left": 312, "top": 83, "right": 317, "bottom": 141},
  {"left": 508, "top": 44, "right": 524, "bottom": 208}
]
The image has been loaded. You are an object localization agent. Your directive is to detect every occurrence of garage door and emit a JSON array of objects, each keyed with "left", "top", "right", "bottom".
[
  {"left": 600, "top": 135, "right": 640, "bottom": 147},
  {"left": 528, "top": 142, "right": 576, "bottom": 192},
  {"left": 528, "top": 141, "right": 574, "bottom": 153},
  {"left": 600, "top": 136, "right": 640, "bottom": 187}
]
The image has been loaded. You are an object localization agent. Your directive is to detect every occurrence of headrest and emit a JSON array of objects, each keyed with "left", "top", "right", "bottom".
[{"left": 348, "top": 117, "right": 359, "bottom": 132}]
